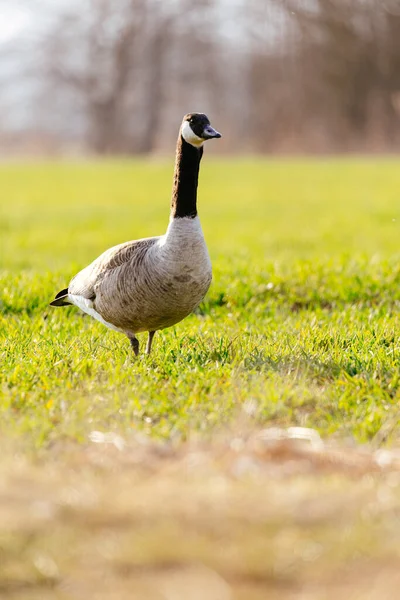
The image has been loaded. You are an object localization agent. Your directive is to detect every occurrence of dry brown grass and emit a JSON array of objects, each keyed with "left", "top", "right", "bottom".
[{"left": 1, "top": 428, "right": 400, "bottom": 599}]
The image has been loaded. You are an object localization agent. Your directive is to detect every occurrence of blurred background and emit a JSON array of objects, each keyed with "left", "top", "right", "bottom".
[{"left": 0, "top": 0, "right": 400, "bottom": 156}]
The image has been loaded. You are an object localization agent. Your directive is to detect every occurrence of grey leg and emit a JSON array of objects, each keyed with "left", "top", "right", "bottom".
[
  {"left": 129, "top": 335, "right": 139, "bottom": 356},
  {"left": 146, "top": 331, "right": 156, "bottom": 355}
]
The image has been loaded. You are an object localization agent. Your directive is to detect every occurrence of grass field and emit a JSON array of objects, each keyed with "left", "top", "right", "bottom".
[{"left": 1, "top": 158, "right": 400, "bottom": 598}]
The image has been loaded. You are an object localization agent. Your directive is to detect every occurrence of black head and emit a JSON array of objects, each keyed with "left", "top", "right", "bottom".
[{"left": 181, "top": 113, "right": 221, "bottom": 147}]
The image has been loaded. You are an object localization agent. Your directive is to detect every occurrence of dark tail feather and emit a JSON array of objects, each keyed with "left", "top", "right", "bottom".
[{"left": 50, "top": 287, "right": 71, "bottom": 307}]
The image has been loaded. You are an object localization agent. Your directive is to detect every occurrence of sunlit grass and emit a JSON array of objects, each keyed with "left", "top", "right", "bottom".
[
  {"left": 1, "top": 158, "right": 400, "bottom": 445},
  {"left": 2, "top": 158, "right": 400, "bottom": 599}
]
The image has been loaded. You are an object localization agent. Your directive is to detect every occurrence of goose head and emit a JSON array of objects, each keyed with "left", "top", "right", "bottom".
[{"left": 181, "top": 113, "right": 221, "bottom": 148}]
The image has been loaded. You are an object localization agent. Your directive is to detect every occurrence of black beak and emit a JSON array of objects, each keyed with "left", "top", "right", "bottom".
[{"left": 202, "top": 124, "right": 222, "bottom": 139}]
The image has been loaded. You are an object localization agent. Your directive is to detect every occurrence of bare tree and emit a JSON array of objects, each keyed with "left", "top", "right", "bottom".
[
  {"left": 39, "top": 0, "right": 147, "bottom": 153},
  {"left": 273, "top": 0, "right": 400, "bottom": 149},
  {"left": 1, "top": 0, "right": 400, "bottom": 154}
]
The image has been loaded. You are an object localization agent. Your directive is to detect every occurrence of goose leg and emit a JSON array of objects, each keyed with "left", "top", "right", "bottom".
[
  {"left": 129, "top": 335, "right": 140, "bottom": 356},
  {"left": 146, "top": 331, "right": 156, "bottom": 355}
]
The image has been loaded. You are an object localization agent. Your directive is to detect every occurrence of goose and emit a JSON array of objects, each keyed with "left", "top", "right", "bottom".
[{"left": 50, "top": 112, "right": 221, "bottom": 355}]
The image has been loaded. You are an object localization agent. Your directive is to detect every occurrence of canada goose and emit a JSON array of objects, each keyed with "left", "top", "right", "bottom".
[{"left": 50, "top": 113, "right": 221, "bottom": 355}]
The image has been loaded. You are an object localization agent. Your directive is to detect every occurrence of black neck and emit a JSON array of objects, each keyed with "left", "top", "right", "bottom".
[{"left": 170, "top": 135, "right": 203, "bottom": 219}]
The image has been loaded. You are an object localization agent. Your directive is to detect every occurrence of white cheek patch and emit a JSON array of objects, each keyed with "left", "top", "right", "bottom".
[{"left": 181, "top": 121, "right": 204, "bottom": 147}]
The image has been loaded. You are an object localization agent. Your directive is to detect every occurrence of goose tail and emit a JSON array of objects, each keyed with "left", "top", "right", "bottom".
[{"left": 50, "top": 288, "right": 71, "bottom": 307}]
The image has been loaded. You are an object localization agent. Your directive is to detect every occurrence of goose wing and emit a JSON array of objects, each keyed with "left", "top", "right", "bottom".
[{"left": 68, "top": 236, "right": 160, "bottom": 300}]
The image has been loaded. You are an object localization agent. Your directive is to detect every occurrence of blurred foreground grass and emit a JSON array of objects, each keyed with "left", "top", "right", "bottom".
[{"left": 1, "top": 431, "right": 400, "bottom": 600}]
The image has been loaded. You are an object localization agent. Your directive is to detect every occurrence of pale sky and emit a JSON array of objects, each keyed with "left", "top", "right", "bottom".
[{"left": 0, "top": 5, "right": 32, "bottom": 42}]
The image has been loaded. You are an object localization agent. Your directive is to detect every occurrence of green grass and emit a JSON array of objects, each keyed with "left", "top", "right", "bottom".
[
  {"left": 2, "top": 158, "right": 400, "bottom": 446},
  {"left": 2, "top": 158, "right": 400, "bottom": 599}
]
